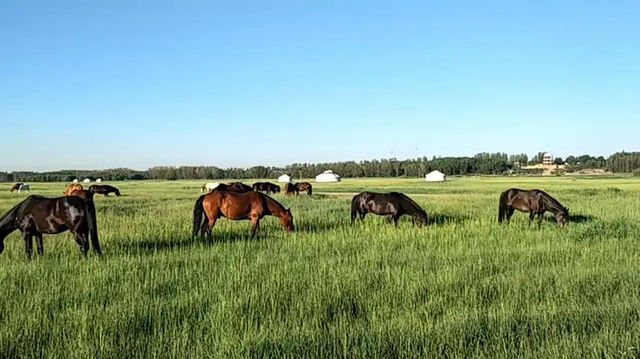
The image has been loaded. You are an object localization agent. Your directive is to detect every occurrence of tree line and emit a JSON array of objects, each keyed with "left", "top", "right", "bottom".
[{"left": 2, "top": 151, "right": 639, "bottom": 182}]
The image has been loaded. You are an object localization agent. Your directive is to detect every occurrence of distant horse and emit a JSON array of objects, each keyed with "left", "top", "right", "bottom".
[
  {"left": 192, "top": 191, "right": 294, "bottom": 239},
  {"left": 0, "top": 195, "right": 101, "bottom": 259},
  {"left": 89, "top": 184, "right": 121, "bottom": 196},
  {"left": 201, "top": 182, "right": 220, "bottom": 192},
  {"left": 284, "top": 183, "right": 298, "bottom": 196},
  {"left": 498, "top": 188, "right": 569, "bottom": 228},
  {"left": 215, "top": 182, "right": 253, "bottom": 193},
  {"left": 10, "top": 183, "right": 23, "bottom": 192},
  {"left": 252, "top": 182, "right": 280, "bottom": 194},
  {"left": 294, "top": 182, "right": 313, "bottom": 196},
  {"left": 64, "top": 183, "right": 83, "bottom": 196},
  {"left": 351, "top": 192, "right": 427, "bottom": 227}
]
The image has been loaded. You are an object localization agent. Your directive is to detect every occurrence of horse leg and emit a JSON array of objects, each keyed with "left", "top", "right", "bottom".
[
  {"left": 392, "top": 214, "right": 400, "bottom": 228},
  {"left": 74, "top": 233, "right": 89, "bottom": 257},
  {"left": 250, "top": 216, "right": 260, "bottom": 238},
  {"left": 206, "top": 216, "right": 218, "bottom": 239},
  {"left": 537, "top": 212, "right": 544, "bottom": 229},
  {"left": 359, "top": 211, "right": 366, "bottom": 221},
  {"left": 506, "top": 207, "right": 514, "bottom": 223},
  {"left": 528, "top": 211, "right": 536, "bottom": 226},
  {"left": 23, "top": 234, "right": 33, "bottom": 260},
  {"left": 36, "top": 234, "right": 44, "bottom": 255}
]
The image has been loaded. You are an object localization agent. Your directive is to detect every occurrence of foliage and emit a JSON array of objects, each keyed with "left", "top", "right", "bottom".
[{"left": 2, "top": 152, "right": 640, "bottom": 182}]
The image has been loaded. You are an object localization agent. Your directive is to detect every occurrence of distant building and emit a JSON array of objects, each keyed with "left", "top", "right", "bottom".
[
  {"left": 315, "top": 170, "right": 341, "bottom": 183},
  {"left": 72, "top": 179, "right": 79, "bottom": 183},
  {"left": 82, "top": 178, "right": 91, "bottom": 183},
  {"left": 425, "top": 170, "right": 446, "bottom": 182},
  {"left": 277, "top": 174, "right": 292, "bottom": 183},
  {"left": 96, "top": 178, "right": 102, "bottom": 183},
  {"left": 543, "top": 153, "right": 553, "bottom": 165}
]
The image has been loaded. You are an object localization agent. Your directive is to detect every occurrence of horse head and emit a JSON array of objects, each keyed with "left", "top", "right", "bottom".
[
  {"left": 555, "top": 207, "right": 569, "bottom": 228},
  {"left": 280, "top": 208, "right": 294, "bottom": 232}
]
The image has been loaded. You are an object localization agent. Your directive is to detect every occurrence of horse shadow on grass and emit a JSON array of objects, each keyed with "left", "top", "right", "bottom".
[
  {"left": 115, "top": 231, "right": 265, "bottom": 255},
  {"left": 427, "top": 212, "right": 471, "bottom": 226},
  {"left": 541, "top": 213, "right": 595, "bottom": 224}
]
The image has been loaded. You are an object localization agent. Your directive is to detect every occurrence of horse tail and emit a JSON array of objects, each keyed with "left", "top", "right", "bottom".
[
  {"left": 351, "top": 195, "right": 359, "bottom": 223},
  {"left": 498, "top": 190, "right": 509, "bottom": 223},
  {"left": 193, "top": 194, "right": 207, "bottom": 238},
  {"left": 307, "top": 184, "right": 312, "bottom": 196},
  {"left": 86, "top": 199, "right": 101, "bottom": 255}
]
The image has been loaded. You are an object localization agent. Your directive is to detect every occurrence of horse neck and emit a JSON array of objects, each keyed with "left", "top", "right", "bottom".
[
  {"left": 264, "top": 196, "right": 286, "bottom": 217},
  {"left": 398, "top": 195, "right": 423, "bottom": 215},
  {"left": 540, "top": 193, "right": 564, "bottom": 214},
  {"left": 0, "top": 209, "right": 18, "bottom": 240}
]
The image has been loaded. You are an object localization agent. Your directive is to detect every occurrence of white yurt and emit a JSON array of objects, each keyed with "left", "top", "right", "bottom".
[
  {"left": 315, "top": 170, "right": 341, "bottom": 183},
  {"left": 277, "top": 174, "right": 292, "bottom": 183},
  {"left": 72, "top": 179, "right": 79, "bottom": 183},
  {"left": 83, "top": 178, "right": 91, "bottom": 183},
  {"left": 425, "top": 170, "right": 446, "bottom": 182},
  {"left": 96, "top": 178, "right": 103, "bottom": 183}
]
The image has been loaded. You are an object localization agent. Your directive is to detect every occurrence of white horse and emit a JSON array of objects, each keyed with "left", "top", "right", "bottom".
[
  {"left": 201, "top": 182, "right": 220, "bottom": 192},
  {"left": 18, "top": 184, "right": 30, "bottom": 193}
]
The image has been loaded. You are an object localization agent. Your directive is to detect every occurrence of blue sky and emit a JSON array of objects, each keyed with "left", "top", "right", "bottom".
[{"left": 1, "top": 1, "right": 639, "bottom": 171}]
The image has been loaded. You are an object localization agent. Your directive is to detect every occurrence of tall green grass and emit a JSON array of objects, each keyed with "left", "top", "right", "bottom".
[{"left": 0, "top": 177, "right": 639, "bottom": 358}]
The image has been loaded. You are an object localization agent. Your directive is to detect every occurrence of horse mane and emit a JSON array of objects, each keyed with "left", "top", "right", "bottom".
[
  {"left": 262, "top": 193, "right": 287, "bottom": 214},
  {"left": 390, "top": 192, "right": 425, "bottom": 214},
  {"left": 536, "top": 190, "right": 567, "bottom": 214}
]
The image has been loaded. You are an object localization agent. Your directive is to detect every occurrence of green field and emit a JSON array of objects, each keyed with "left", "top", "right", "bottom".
[{"left": 0, "top": 177, "right": 639, "bottom": 358}]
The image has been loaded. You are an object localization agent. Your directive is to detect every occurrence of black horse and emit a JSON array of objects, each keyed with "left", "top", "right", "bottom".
[
  {"left": 252, "top": 182, "right": 281, "bottom": 194},
  {"left": 215, "top": 182, "right": 253, "bottom": 193},
  {"left": 89, "top": 184, "right": 121, "bottom": 196},
  {"left": 0, "top": 195, "right": 101, "bottom": 259},
  {"left": 351, "top": 192, "right": 427, "bottom": 227},
  {"left": 498, "top": 188, "right": 569, "bottom": 228}
]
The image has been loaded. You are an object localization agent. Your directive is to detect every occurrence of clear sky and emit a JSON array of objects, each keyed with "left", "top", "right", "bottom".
[{"left": 1, "top": 1, "right": 639, "bottom": 171}]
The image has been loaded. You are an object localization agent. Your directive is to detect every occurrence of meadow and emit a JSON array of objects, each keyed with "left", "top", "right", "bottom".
[{"left": 0, "top": 177, "right": 639, "bottom": 358}]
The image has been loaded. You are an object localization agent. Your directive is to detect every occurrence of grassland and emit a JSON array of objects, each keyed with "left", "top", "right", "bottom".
[{"left": 0, "top": 177, "right": 639, "bottom": 358}]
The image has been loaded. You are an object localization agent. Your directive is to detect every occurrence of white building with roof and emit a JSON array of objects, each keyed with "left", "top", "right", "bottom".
[
  {"left": 277, "top": 174, "right": 292, "bottom": 183},
  {"left": 315, "top": 170, "right": 341, "bottom": 183},
  {"left": 425, "top": 170, "right": 446, "bottom": 182}
]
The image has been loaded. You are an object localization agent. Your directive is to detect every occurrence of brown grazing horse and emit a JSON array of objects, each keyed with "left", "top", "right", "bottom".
[
  {"left": 498, "top": 188, "right": 569, "bottom": 228},
  {"left": 0, "top": 195, "right": 101, "bottom": 259},
  {"left": 351, "top": 191, "right": 427, "bottom": 227},
  {"left": 294, "top": 182, "right": 313, "bottom": 196},
  {"left": 252, "top": 182, "right": 281, "bottom": 194},
  {"left": 64, "top": 183, "right": 83, "bottom": 196},
  {"left": 284, "top": 183, "right": 298, "bottom": 196},
  {"left": 215, "top": 182, "right": 253, "bottom": 193},
  {"left": 192, "top": 191, "right": 294, "bottom": 239},
  {"left": 10, "top": 183, "right": 24, "bottom": 192}
]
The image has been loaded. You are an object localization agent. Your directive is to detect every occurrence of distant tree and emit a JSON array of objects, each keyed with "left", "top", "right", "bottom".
[{"left": 553, "top": 157, "right": 564, "bottom": 165}]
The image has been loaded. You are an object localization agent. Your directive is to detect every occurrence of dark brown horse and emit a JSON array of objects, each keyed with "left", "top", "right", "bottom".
[
  {"left": 252, "top": 182, "right": 280, "bottom": 194},
  {"left": 192, "top": 191, "right": 294, "bottom": 239},
  {"left": 284, "top": 183, "right": 298, "bottom": 196},
  {"left": 215, "top": 182, "right": 253, "bottom": 193},
  {"left": 294, "top": 182, "right": 313, "bottom": 196},
  {"left": 64, "top": 183, "right": 83, "bottom": 195},
  {"left": 89, "top": 184, "right": 121, "bottom": 196},
  {"left": 0, "top": 195, "right": 101, "bottom": 259},
  {"left": 498, "top": 188, "right": 569, "bottom": 228},
  {"left": 351, "top": 192, "right": 427, "bottom": 227},
  {"left": 10, "top": 183, "right": 23, "bottom": 192}
]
